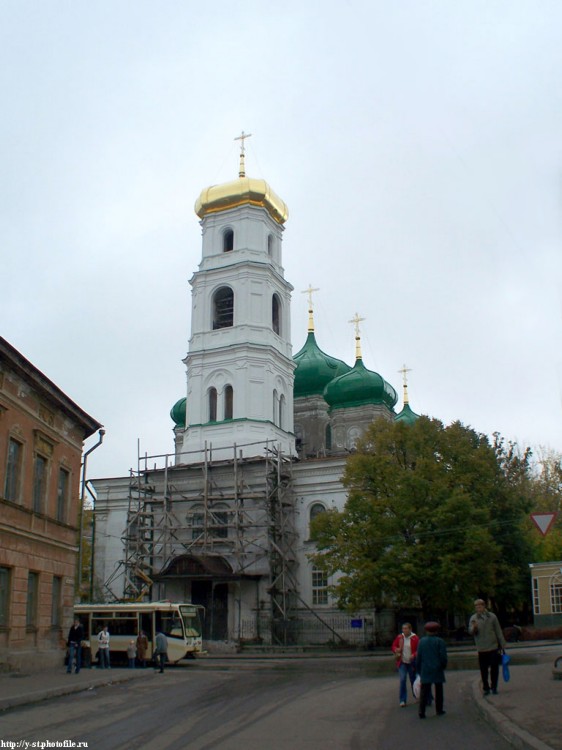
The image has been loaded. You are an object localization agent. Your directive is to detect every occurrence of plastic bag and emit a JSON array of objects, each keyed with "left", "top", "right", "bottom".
[
  {"left": 413, "top": 674, "right": 421, "bottom": 698},
  {"left": 502, "top": 651, "right": 511, "bottom": 682}
]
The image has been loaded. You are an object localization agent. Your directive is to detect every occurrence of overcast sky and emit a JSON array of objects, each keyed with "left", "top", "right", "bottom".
[{"left": 2, "top": 0, "right": 561, "bottom": 480}]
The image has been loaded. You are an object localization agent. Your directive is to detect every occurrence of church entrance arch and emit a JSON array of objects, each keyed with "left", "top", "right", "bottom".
[
  {"left": 156, "top": 554, "right": 234, "bottom": 641},
  {"left": 191, "top": 581, "right": 228, "bottom": 641}
]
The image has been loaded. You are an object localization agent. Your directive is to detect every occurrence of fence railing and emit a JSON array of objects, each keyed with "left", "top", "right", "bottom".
[{"left": 238, "top": 613, "right": 375, "bottom": 647}]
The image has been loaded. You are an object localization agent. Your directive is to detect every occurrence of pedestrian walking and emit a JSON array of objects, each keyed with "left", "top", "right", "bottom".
[
  {"left": 468, "top": 598, "right": 506, "bottom": 695},
  {"left": 416, "top": 621, "right": 447, "bottom": 719},
  {"left": 97, "top": 624, "right": 111, "bottom": 669},
  {"left": 391, "top": 622, "right": 419, "bottom": 707},
  {"left": 66, "top": 617, "right": 84, "bottom": 674},
  {"left": 154, "top": 630, "right": 168, "bottom": 673}
]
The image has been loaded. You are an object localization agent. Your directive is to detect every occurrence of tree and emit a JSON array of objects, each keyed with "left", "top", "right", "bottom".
[
  {"left": 311, "top": 416, "right": 534, "bottom": 621},
  {"left": 526, "top": 448, "right": 562, "bottom": 563}
]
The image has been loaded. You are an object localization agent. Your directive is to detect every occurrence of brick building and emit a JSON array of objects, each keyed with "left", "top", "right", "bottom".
[{"left": 0, "top": 337, "right": 101, "bottom": 670}]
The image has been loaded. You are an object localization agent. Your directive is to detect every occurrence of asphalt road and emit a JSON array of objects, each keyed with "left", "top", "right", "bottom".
[{"left": 1, "top": 659, "right": 513, "bottom": 750}]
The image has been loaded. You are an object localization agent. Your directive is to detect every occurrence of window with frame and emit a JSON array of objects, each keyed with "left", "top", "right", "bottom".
[
  {"left": 5, "top": 437, "right": 23, "bottom": 502},
  {"left": 51, "top": 576, "right": 62, "bottom": 628},
  {"left": 26, "top": 572, "right": 39, "bottom": 629},
  {"left": 224, "top": 385, "right": 233, "bottom": 420},
  {"left": 56, "top": 468, "right": 70, "bottom": 522},
  {"left": 191, "top": 509, "right": 205, "bottom": 541},
  {"left": 223, "top": 228, "right": 234, "bottom": 252},
  {"left": 309, "top": 502, "right": 326, "bottom": 527},
  {"left": 212, "top": 287, "right": 234, "bottom": 329},
  {"left": 550, "top": 578, "right": 562, "bottom": 614},
  {"left": 210, "top": 509, "right": 229, "bottom": 539},
  {"left": 272, "top": 294, "right": 281, "bottom": 335},
  {"left": 278, "top": 394, "right": 285, "bottom": 429},
  {"left": 532, "top": 577, "right": 540, "bottom": 614},
  {"left": 273, "top": 390, "right": 278, "bottom": 425},
  {"left": 312, "top": 566, "right": 328, "bottom": 605},
  {"left": 32, "top": 454, "right": 48, "bottom": 513},
  {"left": 209, "top": 388, "right": 218, "bottom": 422},
  {"left": 0, "top": 567, "right": 10, "bottom": 628}
]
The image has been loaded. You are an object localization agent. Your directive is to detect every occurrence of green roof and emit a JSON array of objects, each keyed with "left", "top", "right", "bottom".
[
  {"left": 323, "top": 358, "right": 398, "bottom": 410},
  {"left": 293, "top": 331, "right": 351, "bottom": 398},
  {"left": 170, "top": 397, "right": 186, "bottom": 428},
  {"left": 394, "top": 402, "right": 419, "bottom": 425}
]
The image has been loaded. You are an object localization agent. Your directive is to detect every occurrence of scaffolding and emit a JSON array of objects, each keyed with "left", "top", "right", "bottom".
[{"left": 118, "top": 440, "right": 299, "bottom": 643}]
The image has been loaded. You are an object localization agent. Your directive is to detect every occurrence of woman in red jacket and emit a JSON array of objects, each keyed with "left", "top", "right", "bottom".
[{"left": 391, "top": 622, "right": 419, "bottom": 707}]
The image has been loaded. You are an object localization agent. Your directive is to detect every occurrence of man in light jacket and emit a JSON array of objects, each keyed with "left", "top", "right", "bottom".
[{"left": 468, "top": 598, "right": 506, "bottom": 695}]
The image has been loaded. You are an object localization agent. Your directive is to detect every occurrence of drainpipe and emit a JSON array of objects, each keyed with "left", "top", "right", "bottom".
[{"left": 77, "top": 429, "right": 105, "bottom": 599}]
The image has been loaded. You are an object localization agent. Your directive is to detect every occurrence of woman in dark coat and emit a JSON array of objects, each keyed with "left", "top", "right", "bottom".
[
  {"left": 136, "top": 630, "right": 149, "bottom": 668},
  {"left": 416, "top": 621, "right": 448, "bottom": 718}
]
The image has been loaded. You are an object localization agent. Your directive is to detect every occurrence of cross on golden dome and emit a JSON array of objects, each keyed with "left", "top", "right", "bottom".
[
  {"left": 398, "top": 363, "right": 412, "bottom": 404},
  {"left": 349, "top": 312, "right": 365, "bottom": 359},
  {"left": 234, "top": 131, "right": 252, "bottom": 177},
  {"left": 302, "top": 285, "right": 320, "bottom": 331}
]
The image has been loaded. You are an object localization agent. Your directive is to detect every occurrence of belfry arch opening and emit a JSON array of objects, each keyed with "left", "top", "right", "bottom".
[
  {"left": 223, "top": 228, "right": 234, "bottom": 252},
  {"left": 212, "top": 287, "right": 234, "bottom": 329}
]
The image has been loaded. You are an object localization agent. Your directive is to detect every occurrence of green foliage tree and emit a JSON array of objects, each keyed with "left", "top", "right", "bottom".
[
  {"left": 525, "top": 448, "right": 562, "bottom": 562},
  {"left": 311, "top": 416, "right": 534, "bottom": 621}
]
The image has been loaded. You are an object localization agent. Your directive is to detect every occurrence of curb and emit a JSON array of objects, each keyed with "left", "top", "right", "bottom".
[
  {"left": 0, "top": 670, "right": 154, "bottom": 713},
  {"left": 471, "top": 678, "right": 555, "bottom": 750}
]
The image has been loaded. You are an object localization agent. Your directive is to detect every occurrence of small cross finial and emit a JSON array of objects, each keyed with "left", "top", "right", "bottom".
[
  {"left": 398, "top": 363, "right": 412, "bottom": 404},
  {"left": 302, "top": 285, "right": 320, "bottom": 332},
  {"left": 349, "top": 313, "right": 365, "bottom": 359},
  {"left": 234, "top": 131, "right": 252, "bottom": 177}
]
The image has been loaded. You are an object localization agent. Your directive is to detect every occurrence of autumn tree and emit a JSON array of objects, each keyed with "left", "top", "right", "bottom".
[{"left": 311, "top": 416, "right": 534, "bottom": 621}]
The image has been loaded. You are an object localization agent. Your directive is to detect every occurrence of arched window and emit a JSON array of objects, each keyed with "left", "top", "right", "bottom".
[
  {"left": 210, "top": 506, "right": 229, "bottom": 539},
  {"left": 223, "top": 228, "right": 234, "bottom": 252},
  {"left": 224, "top": 385, "right": 233, "bottom": 420},
  {"left": 279, "top": 394, "right": 286, "bottom": 429},
  {"left": 208, "top": 388, "right": 217, "bottom": 422},
  {"left": 213, "top": 287, "right": 234, "bottom": 329},
  {"left": 272, "top": 294, "right": 281, "bottom": 335},
  {"left": 348, "top": 426, "right": 361, "bottom": 450},
  {"left": 267, "top": 234, "right": 274, "bottom": 255},
  {"left": 272, "top": 390, "right": 278, "bottom": 424},
  {"left": 325, "top": 424, "right": 332, "bottom": 451},
  {"left": 309, "top": 502, "right": 326, "bottom": 541},
  {"left": 191, "top": 507, "right": 205, "bottom": 541},
  {"left": 309, "top": 502, "right": 326, "bottom": 525}
]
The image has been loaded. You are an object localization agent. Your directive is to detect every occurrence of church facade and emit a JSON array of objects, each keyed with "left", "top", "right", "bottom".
[{"left": 92, "top": 146, "right": 418, "bottom": 647}]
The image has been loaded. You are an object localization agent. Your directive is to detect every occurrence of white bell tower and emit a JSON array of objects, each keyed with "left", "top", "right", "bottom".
[{"left": 179, "top": 134, "right": 296, "bottom": 463}]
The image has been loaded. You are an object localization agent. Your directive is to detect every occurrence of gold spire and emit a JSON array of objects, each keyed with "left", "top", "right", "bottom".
[
  {"left": 234, "top": 130, "right": 252, "bottom": 178},
  {"left": 398, "top": 363, "right": 412, "bottom": 405},
  {"left": 302, "top": 284, "right": 320, "bottom": 332},
  {"left": 349, "top": 313, "right": 365, "bottom": 360}
]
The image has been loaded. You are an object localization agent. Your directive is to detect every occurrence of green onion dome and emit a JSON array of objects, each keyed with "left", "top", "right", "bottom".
[
  {"left": 394, "top": 402, "right": 419, "bottom": 424},
  {"left": 170, "top": 397, "right": 186, "bottom": 428},
  {"left": 323, "top": 358, "right": 398, "bottom": 410},
  {"left": 293, "top": 332, "right": 351, "bottom": 398}
]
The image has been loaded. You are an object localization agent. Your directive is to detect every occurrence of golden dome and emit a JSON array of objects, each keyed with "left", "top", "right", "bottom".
[{"left": 194, "top": 176, "right": 289, "bottom": 225}]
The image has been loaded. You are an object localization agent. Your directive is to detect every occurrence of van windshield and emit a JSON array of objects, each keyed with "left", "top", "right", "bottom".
[{"left": 180, "top": 606, "right": 202, "bottom": 638}]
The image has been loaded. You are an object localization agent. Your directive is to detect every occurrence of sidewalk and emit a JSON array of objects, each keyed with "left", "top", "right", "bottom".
[
  {"left": 472, "top": 655, "right": 561, "bottom": 750},
  {"left": 0, "top": 647, "right": 560, "bottom": 750},
  {"left": 0, "top": 666, "right": 155, "bottom": 712}
]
